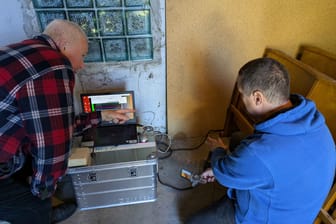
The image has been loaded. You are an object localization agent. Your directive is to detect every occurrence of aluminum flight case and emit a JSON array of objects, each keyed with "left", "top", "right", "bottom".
[{"left": 68, "top": 145, "right": 158, "bottom": 211}]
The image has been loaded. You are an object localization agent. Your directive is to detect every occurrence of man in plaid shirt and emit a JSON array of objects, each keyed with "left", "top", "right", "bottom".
[{"left": 0, "top": 19, "right": 133, "bottom": 224}]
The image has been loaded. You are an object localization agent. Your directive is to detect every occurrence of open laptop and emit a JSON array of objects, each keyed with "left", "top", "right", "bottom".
[{"left": 80, "top": 91, "right": 138, "bottom": 147}]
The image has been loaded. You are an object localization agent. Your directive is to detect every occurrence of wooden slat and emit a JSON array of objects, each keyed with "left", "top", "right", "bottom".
[
  {"left": 297, "top": 45, "right": 336, "bottom": 80},
  {"left": 314, "top": 183, "right": 336, "bottom": 224},
  {"left": 318, "top": 209, "right": 336, "bottom": 224},
  {"left": 230, "top": 105, "right": 254, "bottom": 135},
  {"left": 264, "top": 48, "right": 333, "bottom": 96},
  {"left": 306, "top": 79, "right": 336, "bottom": 141}
]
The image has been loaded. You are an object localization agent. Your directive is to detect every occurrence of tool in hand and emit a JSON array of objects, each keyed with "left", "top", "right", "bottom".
[{"left": 180, "top": 168, "right": 207, "bottom": 187}]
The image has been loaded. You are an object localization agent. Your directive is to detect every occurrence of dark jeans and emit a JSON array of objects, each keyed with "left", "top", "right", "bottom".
[
  {"left": 0, "top": 162, "right": 76, "bottom": 224},
  {"left": 0, "top": 177, "right": 52, "bottom": 224},
  {"left": 185, "top": 195, "right": 236, "bottom": 224},
  {"left": 54, "top": 174, "right": 76, "bottom": 203}
]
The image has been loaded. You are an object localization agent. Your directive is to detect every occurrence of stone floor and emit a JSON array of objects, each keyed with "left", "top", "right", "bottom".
[{"left": 60, "top": 137, "right": 228, "bottom": 224}]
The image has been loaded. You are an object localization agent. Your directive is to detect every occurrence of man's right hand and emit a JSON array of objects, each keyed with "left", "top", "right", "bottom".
[
  {"left": 201, "top": 168, "right": 216, "bottom": 183},
  {"left": 101, "top": 109, "right": 135, "bottom": 124}
]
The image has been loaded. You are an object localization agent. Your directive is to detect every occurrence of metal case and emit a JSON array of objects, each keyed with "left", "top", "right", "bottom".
[{"left": 68, "top": 146, "right": 157, "bottom": 211}]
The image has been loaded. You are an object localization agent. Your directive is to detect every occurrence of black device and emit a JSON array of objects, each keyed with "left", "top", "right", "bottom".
[{"left": 80, "top": 91, "right": 138, "bottom": 146}]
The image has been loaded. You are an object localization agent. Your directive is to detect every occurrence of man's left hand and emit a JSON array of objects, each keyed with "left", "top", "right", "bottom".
[{"left": 101, "top": 109, "right": 135, "bottom": 124}]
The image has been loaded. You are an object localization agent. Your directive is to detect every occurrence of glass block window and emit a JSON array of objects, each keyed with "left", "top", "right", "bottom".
[{"left": 33, "top": 0, "right": 153, "bottom": 63}]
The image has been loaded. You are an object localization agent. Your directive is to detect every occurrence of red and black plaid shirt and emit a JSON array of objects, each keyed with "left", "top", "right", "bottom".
[{"left": 0, "top": 35, "right": 98, "bottom": 199}]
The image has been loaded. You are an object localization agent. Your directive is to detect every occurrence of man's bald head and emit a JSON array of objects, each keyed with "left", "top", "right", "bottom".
[
  {"left": 43, "top": 19, "right": 87, "bottom": 46},
  {"left": 43, "top": 19, "right": 88, "bottom": 72}
]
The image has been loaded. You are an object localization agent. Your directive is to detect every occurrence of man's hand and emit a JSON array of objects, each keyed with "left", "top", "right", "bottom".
[
  {"left": 101, "top": 109, "right": 135, "bottom": 124},
  {"left": 201, "top": 168, "right": 216, "bottom": 183},
  {"left": 206, "top": 136, "right": 228, "bottom": 150}
]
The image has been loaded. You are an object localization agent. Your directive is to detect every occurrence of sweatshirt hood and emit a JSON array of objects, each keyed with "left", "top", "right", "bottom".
[{"left": 255, "top": 94, "right": 325, "bottom": 136}]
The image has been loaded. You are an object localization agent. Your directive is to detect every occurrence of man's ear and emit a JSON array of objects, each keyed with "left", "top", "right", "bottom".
[
  {"left": 54, "top": 33, "right": 68, "bottom": 53},
  {"left": 252, "top": 90, "right": 263, "bottom": 106},
  {"left": 59, "top": 40, "right": 68, "bottom": 52}
]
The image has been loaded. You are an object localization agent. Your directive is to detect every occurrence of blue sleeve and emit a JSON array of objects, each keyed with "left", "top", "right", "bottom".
[{"left": 211, "top": 145, "right": 274, "bottom": 190}]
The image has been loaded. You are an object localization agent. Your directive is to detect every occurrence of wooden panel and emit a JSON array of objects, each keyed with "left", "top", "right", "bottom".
[
  {"left": 314, "top": 183, "right": 336, "bottom": 224},
  {"left": 307, "top": 79, "right": 336, "bottom": 141},
  {"left": 297, "top": 45, "right": 336, "bottom": 80},
  {"left": 222, "top": 84, "right": 254, "bottom": 136},
  {"left": 230, "top": 105, "right": 254, "bottom": 135},
  {"left": 264, "top": 48, "right": 333, "bottom": 96}
]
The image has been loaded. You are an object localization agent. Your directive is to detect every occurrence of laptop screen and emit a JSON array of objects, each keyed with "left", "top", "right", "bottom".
[{"left": 80, "top": 91, "right": 136, "bottom": 124}]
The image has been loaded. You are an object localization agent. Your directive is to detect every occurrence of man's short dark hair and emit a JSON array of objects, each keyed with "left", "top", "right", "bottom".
[{"left": 237, "top": 57, "right": 290, "bottom": 105}]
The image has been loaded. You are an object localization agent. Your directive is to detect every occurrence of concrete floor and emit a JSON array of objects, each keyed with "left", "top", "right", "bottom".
[{"left": 60, "top": 137, "right": 228, "bottom": 224}]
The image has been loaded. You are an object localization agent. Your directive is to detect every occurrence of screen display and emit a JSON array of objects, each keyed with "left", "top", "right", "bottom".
[{"left": 80, "top": 91, "right": 135, "bottom": 120}]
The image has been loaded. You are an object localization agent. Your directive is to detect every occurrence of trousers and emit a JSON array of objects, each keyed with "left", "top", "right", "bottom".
[
  {"left": 0, "top": 156, "right": 75, "bottom": 224},
  {"left": 185, "top": 195, "right": 236, "bottom": 224},
  {"left": 0, "top": 177, "right": 52, "bottom": 224}
]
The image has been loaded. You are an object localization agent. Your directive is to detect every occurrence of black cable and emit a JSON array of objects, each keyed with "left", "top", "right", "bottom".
[
  {"left": 156, "top": 129, "right": 224, "bottom": 191},
  {"left": 157, "top": 129, "right": 224, "bottom": 160},
  {"left": 171, "top": 129, "right": 224, "bottom": 152},
  {"left": 157, "top": 149, "right": 173, "bottom": 160},
  {"left": 157, "top": 173, "right": 193, "bottom": 191}
]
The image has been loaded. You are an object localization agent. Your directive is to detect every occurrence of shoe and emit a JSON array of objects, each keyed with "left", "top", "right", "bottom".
[{"left": 51, "top": 202, "right": 77, "bottom": 223}]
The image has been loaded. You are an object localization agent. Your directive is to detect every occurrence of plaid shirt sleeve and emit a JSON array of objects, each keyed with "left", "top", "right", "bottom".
[
  {"left": 17, "top": 68, "right": 75, "bottom": 199},
  {"left": 0, "top": 35, "right": 76, "bottom": 199},
  {"left": 73, "top": 112, "right": 100, "bottom": 135}
]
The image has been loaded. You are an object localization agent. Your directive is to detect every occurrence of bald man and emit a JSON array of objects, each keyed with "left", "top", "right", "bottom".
[{"left": 0, "top": 19, "right": 133, "bottom": 223}]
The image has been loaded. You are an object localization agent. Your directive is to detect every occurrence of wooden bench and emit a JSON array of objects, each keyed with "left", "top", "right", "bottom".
[
  {"left": 314, "top": 182, "right": 336, "bottom": 224},
  {"left": 297, "top": 45, "right": 336, "bottom": 80},
  {"left": 222, "top": 83, "right": 254, "bottom": 137}
]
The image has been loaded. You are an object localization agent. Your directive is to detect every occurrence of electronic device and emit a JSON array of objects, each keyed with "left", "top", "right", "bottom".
[
  {"left": 80, "top": 91, "right": 138, "bottom": 147},
  {"left": 180, "top": 168, "right": 206, "bottom": 187}
]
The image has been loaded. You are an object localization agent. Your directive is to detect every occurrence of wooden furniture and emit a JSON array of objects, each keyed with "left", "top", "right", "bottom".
[
  {"left": 297, "top": 45, "right": 336, "bottom": 80},
  {"left": 314, "top": 183, "right": 336, "bottom": 224},
  {"left": 222, "top": 83, "right": 254, "bottom": 137},
  {"left": 223, "top": 48, "right": 336, "bottom": 142},
  {"left": 264, "top": 48, "right": 334, "bottom": 96},
  {"left": 304, "top": 78, "right": 336, "bottom": 141}
]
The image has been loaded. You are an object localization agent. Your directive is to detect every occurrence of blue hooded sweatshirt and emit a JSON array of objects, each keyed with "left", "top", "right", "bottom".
[{"left": 212, "top": 94, "right": 335, "bottom": 223}]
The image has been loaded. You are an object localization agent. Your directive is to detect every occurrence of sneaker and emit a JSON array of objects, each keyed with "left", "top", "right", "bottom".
[{"left": 51, "top": 202, "right": 77, "bottom": 223}]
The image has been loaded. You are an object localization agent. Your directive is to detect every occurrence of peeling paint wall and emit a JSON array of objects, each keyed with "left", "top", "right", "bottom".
[{"left": 0, "top": 0, "right": 166, "bottom": 133}]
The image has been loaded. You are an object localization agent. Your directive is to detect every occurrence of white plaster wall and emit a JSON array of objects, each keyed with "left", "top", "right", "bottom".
[
  {"left": 0, "top": 0, "right": 27, "bottom": 46},
  {"left": 0, "top": 0, "right": 167, "bottom": 133}
]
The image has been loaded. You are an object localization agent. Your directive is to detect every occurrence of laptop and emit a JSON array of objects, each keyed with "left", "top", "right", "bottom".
[{"left": 80, "top": 91, "right": 138, "bottom": 147}]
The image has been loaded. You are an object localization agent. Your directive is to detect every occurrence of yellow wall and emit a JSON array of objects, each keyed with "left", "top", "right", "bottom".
[{"left": 167, "top": 0, "right": 336, "bottom": 137}]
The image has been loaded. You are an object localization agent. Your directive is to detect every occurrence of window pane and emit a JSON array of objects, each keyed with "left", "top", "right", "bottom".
[
  {"left": 85, "top": 39, "right": 103, "bottom": 62},
  {"left": 126, "top": 10, "right": 151, "bottom": 35},
  {"left": 125, "top": 0, "right": 149, "bottom": 7},
  {"left": 98, "top": 10, "right": 124, "bottom": 36},
  {"left": 37, "top": 11, "right": 66, "bottom": 30},
  {"left": 129, "top": 37, "right": 153, "bottom": 60},
  {"left": 33, "top": 0, "right": 153, "bottom": 62},
  {"left": 68, "top": 11, "right": 98, "bottom": 37},
  {"left": 103, "top": 39, "right": 128, "bottom": 61},
  {"left": 66, "top": 0, "right": 93, "bottom": 8},
  {"left": 33, "top": 0, "right": 64, "bottom": 8},
  {"left": 96, "top": 0, "right": 121, "bottom": 7}
]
